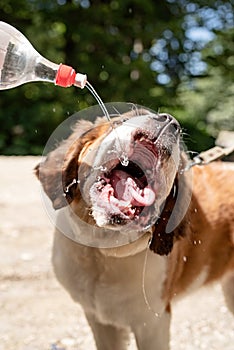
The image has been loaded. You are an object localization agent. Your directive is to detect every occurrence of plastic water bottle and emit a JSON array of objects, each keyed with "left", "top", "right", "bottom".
[{"left": 0, "top": 21, "right": 87, "bottom": 90}]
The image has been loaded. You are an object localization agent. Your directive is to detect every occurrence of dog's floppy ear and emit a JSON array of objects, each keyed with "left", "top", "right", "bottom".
[
  {"left": 150, "top": 160, "right": 192, "bottom": 255},
  {"left": 150, "top": 217, "right": 175, "bottom": 256},
  {"left": 150, "top": 231, "right": 174, "bottom": 256},
  {"left": 35, "top": 138, "right": 83, "bottom": 209},
  {"left": 35, "top": 119, "right": 112, "bottom": 209},
  {"left": 35, "top": 120, "right": 94, "bottom": 210},
  {"left": 150, "top": 178, "right": 178, "bottom": 256}
]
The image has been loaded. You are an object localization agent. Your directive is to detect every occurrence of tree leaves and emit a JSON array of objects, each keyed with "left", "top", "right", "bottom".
[{"left": 0, "top": 0, "right": 233, "bottom": 154}]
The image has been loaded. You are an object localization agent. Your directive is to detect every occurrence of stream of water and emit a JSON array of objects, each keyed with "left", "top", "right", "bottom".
[{"left": 86, "top": 81, "right": 129, "bottom": 166}]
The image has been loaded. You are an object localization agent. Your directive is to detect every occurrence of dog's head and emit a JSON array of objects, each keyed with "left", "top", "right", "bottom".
[{"left": 36, "top": 106, "right": 187, "bottom": 255}]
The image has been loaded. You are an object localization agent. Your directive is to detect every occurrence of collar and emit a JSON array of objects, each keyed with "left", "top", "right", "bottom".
[{"left": 185, "top": 144, "right": 234, "bottom": 171}]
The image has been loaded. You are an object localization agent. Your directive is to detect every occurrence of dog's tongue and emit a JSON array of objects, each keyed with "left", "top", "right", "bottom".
[{"left": 110, "top": 170, "right": 155, "bottom": 206}]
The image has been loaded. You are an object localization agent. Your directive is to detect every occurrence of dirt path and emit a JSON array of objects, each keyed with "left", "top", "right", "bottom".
[{"left": 0, "top": 156, "right": 233, "bottom": 350}]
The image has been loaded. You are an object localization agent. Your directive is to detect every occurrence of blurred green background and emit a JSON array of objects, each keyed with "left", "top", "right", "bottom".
[{"left": 0, "top": 0, "right": 233, "bottom": 155}]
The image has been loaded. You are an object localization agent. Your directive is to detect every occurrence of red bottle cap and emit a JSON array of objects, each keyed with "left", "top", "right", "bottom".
[{"left": 55, "top": 64, "right": 76, "bottom": 87}]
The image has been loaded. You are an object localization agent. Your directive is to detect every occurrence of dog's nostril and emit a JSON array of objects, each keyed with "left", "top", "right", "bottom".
[
  {"left": 170, "top": 122, "right": 180, "bottom": 134},
  {"left": 156, "top": 114, "right": 169, "bottom": 122}
]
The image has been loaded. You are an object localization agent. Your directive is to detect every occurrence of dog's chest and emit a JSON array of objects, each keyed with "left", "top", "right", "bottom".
[
  {"left": 76, "top": 249, "right": 167, "bottom": 325},
  {"left": 53, "top": 232, "right": 167, "bottom": 326}
]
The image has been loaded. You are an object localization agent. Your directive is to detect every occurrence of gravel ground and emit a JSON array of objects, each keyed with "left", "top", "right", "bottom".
[{"left": 0, "top": 156, "right": 233, "bottom": 350}]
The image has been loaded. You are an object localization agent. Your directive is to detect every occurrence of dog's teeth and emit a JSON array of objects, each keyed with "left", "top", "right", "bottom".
[{"left": 138, "top": 136, "right": 154, "bottom": 145}]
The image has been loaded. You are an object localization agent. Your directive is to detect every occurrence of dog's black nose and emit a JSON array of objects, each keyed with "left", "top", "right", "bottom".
[{"left": 152, "top": 113, "right": 181, "bottom": 134}]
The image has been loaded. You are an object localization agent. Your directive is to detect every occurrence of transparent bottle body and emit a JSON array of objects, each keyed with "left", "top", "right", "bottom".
[{"left": 0, "top": 21, "right": 59, "bottom": 90}]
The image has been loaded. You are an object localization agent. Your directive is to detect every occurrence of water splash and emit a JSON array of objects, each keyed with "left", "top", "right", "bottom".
[{"left": 86, "top": 81, "right": 129, "bottom": 166}]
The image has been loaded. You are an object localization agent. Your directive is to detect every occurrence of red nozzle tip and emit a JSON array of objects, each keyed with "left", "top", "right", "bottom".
[{"left": 55, "top": 64, "right": 76, "bottom": 87}]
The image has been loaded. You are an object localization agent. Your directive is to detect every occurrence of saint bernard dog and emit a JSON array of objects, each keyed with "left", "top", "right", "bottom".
[{"left": 36, "top": 106, "right": 234, "bottom": 350}]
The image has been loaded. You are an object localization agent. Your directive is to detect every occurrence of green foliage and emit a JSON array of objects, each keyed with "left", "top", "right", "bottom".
[
  {"left": 175, "top": 28, "right": 234, "bottom": 151},
  {"left": 0, "top": 0, "right": 233, "bottom": 154}
]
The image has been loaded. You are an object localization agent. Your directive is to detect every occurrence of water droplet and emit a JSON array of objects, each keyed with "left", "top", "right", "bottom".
[
  {"left": 120, "top": 154, "right": 129, "bottom": 167},
  {"left": 183, "top": 256, "right": 187, "bottom": 262},
  {"left": 94, "top": 165, "right": 107, "bottom": 172}
]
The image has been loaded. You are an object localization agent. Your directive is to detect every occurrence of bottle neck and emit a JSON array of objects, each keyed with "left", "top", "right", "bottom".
[
  {"left": 35, "top": 58, "right": 87, "bottom": 88},
  {"left": 34, "top": 55, "right": 59, "bottom": 83}
]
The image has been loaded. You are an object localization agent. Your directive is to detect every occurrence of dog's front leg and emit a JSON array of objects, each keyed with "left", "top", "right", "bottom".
[
  {"left": 132, "top": 310, "right": 171, "bottom": 350},
  {"left": 85, "top": 312, "right": 130, "bottom": 350}
]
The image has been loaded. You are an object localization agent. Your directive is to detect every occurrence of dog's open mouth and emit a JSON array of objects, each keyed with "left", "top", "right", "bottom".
[{"left": 89, "top": 132, "right": 159, "bottom": 227}]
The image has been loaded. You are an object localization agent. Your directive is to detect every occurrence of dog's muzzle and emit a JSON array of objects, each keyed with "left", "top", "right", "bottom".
[{"left": 78, "top": 112, "right": 181, "bottom": 232}]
